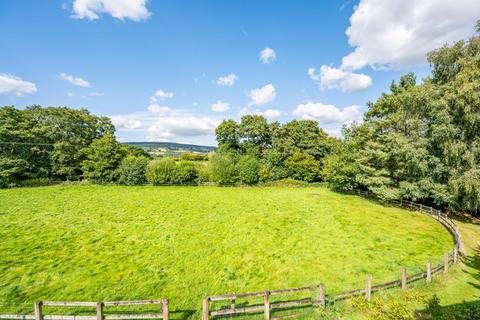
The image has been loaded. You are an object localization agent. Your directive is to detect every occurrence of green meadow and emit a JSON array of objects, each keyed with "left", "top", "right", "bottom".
[{"left": 0, "top": 185, "right": 453, "bottom": 318}]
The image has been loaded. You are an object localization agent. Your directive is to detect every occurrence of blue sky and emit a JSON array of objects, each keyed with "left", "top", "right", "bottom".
[{"left": 1, "top": 0, "right": 479, "bottom": 145}]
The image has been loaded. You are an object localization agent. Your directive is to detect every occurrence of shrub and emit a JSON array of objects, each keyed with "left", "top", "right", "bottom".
[
  {"left": 195, "top": 161, "right": 211, "bottom": 184},
  {"left": 117, "top": 156, "right": 149, "bottom": 186},
  {"left": 181, "top": 153, "right": 208, "bottom": 161},
  {"left": 20, "top": 177, "right": 58, "bottom": 187},
  {"left": 210, "top": 153, "right": 237, "bottom": 186},
  {"left": 146, "top": 158, "right": 179, "bottom": 185},
  {"left": 284, "top": 152, "right": 322, "bottom": 182},
  {"left": 237, "top": 155, "right": 260, "bottom": 185},
  {"left": 175, "top": 161, "right": 198, "bottom": 185}
]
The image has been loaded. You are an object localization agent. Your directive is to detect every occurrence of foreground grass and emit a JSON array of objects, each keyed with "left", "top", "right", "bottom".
[{"left": 0, "top": 185, "right": 453, "bottom": 319}]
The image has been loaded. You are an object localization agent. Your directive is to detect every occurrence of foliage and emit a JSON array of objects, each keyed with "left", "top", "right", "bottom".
[
  {"left": 175, "top": 161, "right": 198, "bottom": 185},
  {"left": 323, "top": 32, "right": 480, "bottom": 213},
  {"left": 284, "top": 152, "right": 322, "bottom": 182},
  {"left": 0, "top": 105, "right": 114, "bottom": 185},
  {"left": 236, "top": 155, "right": 260, "bottom": 185},
  {"left": 146, "top": 158, "right": 179, "bottom": 185},
  {"left": 209, "top": 153, "right": 238, "bottom": 186},
  {"left": 180, "top": 153, "right": 208, "bottom": 161},
  {"left": 81, "top": 134, "right": 126, "bottom": 184},
  {"left": 117, "top": 156, "right": 149, "bottom": 186}
]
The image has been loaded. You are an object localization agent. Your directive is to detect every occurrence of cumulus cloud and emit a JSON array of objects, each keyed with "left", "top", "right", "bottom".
[
  {"left": 293, "top": 102, "right": 363, "bottom": 124},
  {"left": 72, "top": 0, "right": 151, "bottom": 21},
  {"left": 112, "top": 92, "right": 219, "bottom": 143},
  {"left": 211, "top": 100, "right": 230, "bottom": 112},
  {"left": 111, "top": 116, "right": 142, "bottom": 130},
  {"left": 147, "top": 116, "right": 219, "bottom": 141},
  {"left": 238, "top": 107, "right": 281, "bottom": 120},
  {"left": 259, "top": 47, "right": 276, "bottom": 64},
  {"left": 59, "top": 72, "right": 91, "bottom": 88},
  {"left": 342, "top": 0, "right": 480, "bottom": 70},
  {"left": 216, "top": 73, "right": 238, "bottom": 86},
  {"left": 0, "top": 73, "right": 37, "bottom": 96},
  {"left": 308, "top": 65, "right": 372, "bottom": 92},
  {"left": 248, "top": 83, "right": 276, "bottom": 106}
]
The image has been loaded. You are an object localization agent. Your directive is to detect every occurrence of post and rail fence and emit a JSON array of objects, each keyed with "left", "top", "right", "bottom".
[{"left": 0, "top": 190, "right": 462, "bottom": 320}]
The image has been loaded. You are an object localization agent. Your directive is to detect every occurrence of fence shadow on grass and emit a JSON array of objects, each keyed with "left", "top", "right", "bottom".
[
  {"left": 462, "top": 245, "right": 480, "bottom": 293},
  {"left": 417, "top": 300, "right": 480, "bottom": 319}
]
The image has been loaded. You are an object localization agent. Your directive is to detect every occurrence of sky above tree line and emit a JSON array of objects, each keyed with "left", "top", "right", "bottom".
[{"left": 0, "top": 0, "right": 479, "bottom": 145}]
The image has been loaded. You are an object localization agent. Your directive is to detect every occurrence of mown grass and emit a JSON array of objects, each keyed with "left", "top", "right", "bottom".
[{"left": 0, "top": 185, "right": 453, "bottom": 319}]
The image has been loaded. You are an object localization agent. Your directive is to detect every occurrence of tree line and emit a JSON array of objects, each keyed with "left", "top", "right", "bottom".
[{"left": 1, "top": 31, "right": 479, "bottom": 214}]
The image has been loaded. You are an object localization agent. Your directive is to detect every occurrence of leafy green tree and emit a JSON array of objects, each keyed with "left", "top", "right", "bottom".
[
  {"left": 237, "top": 155, "right": 260, "bottom": 185},
  {"left": 81, "top": 134, "right": 125, "bottom": 183},
  {"left": 238, "top": 115, "right": 272, "bottom": 156},
  {"left": 117, "top": 156, "right": 149, "bottom": 186},
  {"left": 284, "top": 152, "right": 322, "bottom": 182},
  {"left": 215, "top": 119, "right": 240, "bottom": 152}
]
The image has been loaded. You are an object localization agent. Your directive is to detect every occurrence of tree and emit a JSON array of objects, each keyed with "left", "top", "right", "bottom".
[
  {"left": 284, "top": 152, "right": 322, "bottom": 182},
  {"left": 117, "top": 156, "right": 149, "bottom": 186},
  {"left": 210, "top": 153, "right": 237, "bottom": 186},
  {"left": 81, "top": 134, "right": 125, "bottom": 183},
  {"left": 215, "top": 119, "right": 240, "bottom": 152},
  {"left": 237, "top": 155, "right": 260, "bottom": 185},
  {"left": 238, "top": 115, "right": 272, "bottom": 156}
]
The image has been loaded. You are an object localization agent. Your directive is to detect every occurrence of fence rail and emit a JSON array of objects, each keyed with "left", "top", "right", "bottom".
[
  {"left": 1, "top": 300, "right": 169, "bottom": 320},
  {"left": 201, "top": 190, "right": 462, "bottom": 319},
  {"left": 0, "top": 190, "right": 462, "bottom": 320}
]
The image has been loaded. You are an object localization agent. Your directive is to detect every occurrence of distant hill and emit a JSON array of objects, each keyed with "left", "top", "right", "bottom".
[{"left": 125, "top": 141, "right": 216, "bottom": 154}]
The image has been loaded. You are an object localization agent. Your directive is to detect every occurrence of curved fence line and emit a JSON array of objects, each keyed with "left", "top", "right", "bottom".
[
  {"left": 0, "top": 190, "right": 463, "bottom": 320},
  {"left": 201, "top": 190, "right": 462, "bottom": 319}
]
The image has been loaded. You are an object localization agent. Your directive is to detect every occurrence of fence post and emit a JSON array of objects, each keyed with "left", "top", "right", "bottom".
[
  {"left": 34, "top": 302, "right": 43, "bottom": 320},
  {"left": 202, "top": 297, "right": 210, "bottom": 320},
  {"left": 318, "top": 284, "right": 326, "bottom": 309},
  {"left": 264, "top": 291, "right": 270, "bottom": 320},
  {"left": 365, "top": 275, "right": 372, "bottom": 302},
  {"left": 161, "top": 299, "right": 169, "bottom": 320},
  {"left": 401, "top": 268, "right": 407, "bottom": 290},
  {"left": 453, "top": 247, "right": 458, "bottom": 263},
  {"left": 96, "top": 302, "right": 104, "bottom": 320},
  {"left": 444, "top": 253, "right": 449, "bottom": 274},
  {"left": 426, "top": 261, "right": 432, "bottom": 283}
]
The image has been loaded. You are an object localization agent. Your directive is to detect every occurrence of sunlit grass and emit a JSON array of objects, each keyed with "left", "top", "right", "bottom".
[{"left": 0, "top": 185, "right": 453, "bottom": 319}]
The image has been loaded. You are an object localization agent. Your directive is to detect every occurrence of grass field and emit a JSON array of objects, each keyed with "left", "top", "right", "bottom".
[{"left": 0, "top": 185, "right": 454, "bottom": 318}]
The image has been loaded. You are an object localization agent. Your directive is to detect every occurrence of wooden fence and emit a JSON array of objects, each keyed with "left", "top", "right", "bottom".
[
  {"left": 201, "top": 190, "right": 462, "bottom": 319},
  {"left": 0, "top": 300, "right": 169, "bottom": 320},
  {"left": 0, "top": 190, "right": 462, "bottom": 320}
]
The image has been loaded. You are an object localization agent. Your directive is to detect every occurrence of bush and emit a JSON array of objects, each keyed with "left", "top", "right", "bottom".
[
  {"left": 20, "top": 177, "right": 58, "bottom": 187},
  {"left": 237, "top": 155, "right": 260, "bottom": 185},
  {"left": 195, "top": 162, "right": 211, "bottom": 184},
  {"left": 181, "top": 153, "right": 208, "bottom": 161},
  {"left": 284, "top": 152, "right": 322, "bottom": 182},
  {"left": 175, "top": 161, "right": 198, "bottom": 185},
  {"left": 210, "top": 153, "right": 237, "bottom": 186},
  {"left": 117, "top": 156, "right": 149, "bottom": 186},
  {"left": 146, "top": 158, "right": 179, "bottom": 185}
]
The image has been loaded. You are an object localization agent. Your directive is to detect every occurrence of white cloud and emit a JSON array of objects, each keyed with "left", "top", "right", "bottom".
[
  {"left": 308, "top": 65, "right": 372, "bottom": 92},
  {"left": 147, "top": 116, "right": 218, "bottom": 141},
  {"left": 59, "top": 72, "right": 91, "bottom": 88},
  {"left": 293, "top": 102, "right": 363, "bottom": 124},
  {"left": 111, "top": 116, "right": 142, "bottom": 130},
  {"left": 72, "top": 0, "right": 151, "bottom": 21},
  {"left": 238, "top": 107, "right": 281, "bottom": 120},
  {"left": 259, "top": 47, "right": 276, "bottom": 64},
  {"left": 216, "top": 73, "right": 238, "bottom": 86},
  {"left": 151, "top": 89, "right": 173, "bottom": 100},
  {"left": 248, "top": 83, "right": 276, "bottom": 105},
  {"left": 211, "top": 100, "right": 230, "bottom": 112},
  {"left": 112, "top": 93, "right": 219, "bottom": 143},
  {"left": 342, "top": 0, "right": 480, "bottom": 70},
  {"left": 0, "top": 73, "right": 37, "bottom": 96}
]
